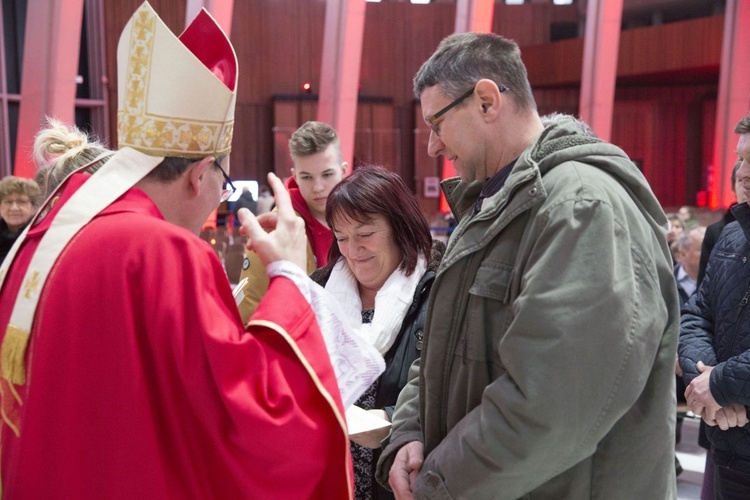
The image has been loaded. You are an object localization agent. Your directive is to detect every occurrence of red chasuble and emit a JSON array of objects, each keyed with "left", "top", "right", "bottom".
[{"left": 0, "top": 174, "right": 353, "bottom": 499}]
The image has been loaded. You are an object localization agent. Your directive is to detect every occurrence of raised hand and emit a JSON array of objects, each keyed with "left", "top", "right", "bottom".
[{"left": 238, "top": 173, "right": 306, "bottom": 270}]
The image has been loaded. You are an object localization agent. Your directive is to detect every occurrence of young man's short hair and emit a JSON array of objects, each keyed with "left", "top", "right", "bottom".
[{"left": 288, "top": 121, "right": 341, "bottom": 161}]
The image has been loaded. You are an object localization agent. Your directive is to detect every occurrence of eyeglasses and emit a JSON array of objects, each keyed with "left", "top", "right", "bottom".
[
  {"left": 214, "top": 161, "right": 236, "bottom": 202},
  {"left": 1, "top": 198, "right": 32, "bottom": 208},
  {"left": 426, "top": 85, "right": 507, "bottom": 135}
]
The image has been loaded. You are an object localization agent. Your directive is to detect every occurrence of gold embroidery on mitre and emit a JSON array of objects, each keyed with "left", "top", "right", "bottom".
[
  {"left": 22, "top": 272, "right": 40, "bottom": 299},
  {"left": 117, "top": 5, "right": 234, "bottom": 159},
  {"left": 1, "top": 325, "right": 30, "bottom": 386}
]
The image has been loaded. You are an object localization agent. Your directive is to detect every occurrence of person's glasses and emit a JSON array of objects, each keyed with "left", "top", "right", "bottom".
[
  {"left": 426, "top": 85, "right": 507, "bottom": 135},
  {"left": 1, "top": 198, "right": 32, "bottom": 208},
  {"left": 214, "top": 162, "right": 236, "bottom": 202}
]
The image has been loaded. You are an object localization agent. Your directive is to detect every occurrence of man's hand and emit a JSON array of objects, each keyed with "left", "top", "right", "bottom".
[
  {"left": 238, "top": 173, "right": 306, "bottom": 270},
  {"left": 713, "top": 404, "right": 749, "bottom": 430},
  {"left": 686, "top": 361, "right": 721, "bottom": 423},
  {"left": 389, "top": 441, "right": 424, "bottom": 500},
  {"left": 686, "top": 362, "right": 750, "bottom": 430}
]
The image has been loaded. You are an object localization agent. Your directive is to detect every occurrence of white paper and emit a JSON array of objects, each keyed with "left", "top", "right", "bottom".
[
  {"left": 346, "top": 405, "right": 391, "bottom": 436},
  {"left": 233, "top": 277, "right": 248, "bottom": 306}
]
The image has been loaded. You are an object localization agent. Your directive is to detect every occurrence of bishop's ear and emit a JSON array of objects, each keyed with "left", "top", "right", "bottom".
[{"left": 189, "top": 157, "right": 215, "bottom": 196}]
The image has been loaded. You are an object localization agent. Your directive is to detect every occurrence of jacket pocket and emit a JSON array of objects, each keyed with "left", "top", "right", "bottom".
[
  {"left": 714, "top": 250, "right": 747, "bottom": 264},
  {"left": 469, "top": 261, "right": 514, "bottom": 303}
]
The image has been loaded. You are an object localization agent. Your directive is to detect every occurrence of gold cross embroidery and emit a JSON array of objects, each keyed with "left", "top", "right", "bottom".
[{"left": 23, "top": 271, "right": 40, "bottom": 299}]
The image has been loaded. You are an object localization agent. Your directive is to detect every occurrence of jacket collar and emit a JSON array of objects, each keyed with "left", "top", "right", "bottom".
[{"left": 730, "top": 202, "right": 750, "bottom": 241}]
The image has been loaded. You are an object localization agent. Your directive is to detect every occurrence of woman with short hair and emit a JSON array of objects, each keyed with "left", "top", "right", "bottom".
[
  {"left": 311, "top": 165, "right": 444, "bottom": 500},
  {"left": 0, "top": 176, "right": 40, "bottom": 263}
]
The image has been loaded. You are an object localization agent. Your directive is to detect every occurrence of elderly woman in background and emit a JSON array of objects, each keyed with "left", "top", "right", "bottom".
[
  {"left": 0, "top": 176, "right": 40, "bottom": 263},
  {"left": 311, "top": 165, "right": 444, "bottom": 500}
]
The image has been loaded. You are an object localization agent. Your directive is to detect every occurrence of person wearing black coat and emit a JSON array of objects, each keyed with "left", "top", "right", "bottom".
[
  {"left": 680, "top": 115, "right": 750, "bottom": 498},
  {"left": 692, "top": 159, "right": 744, "bottom": 499},
  {"left": 232, "top": 186, "right": 256, "bottom": 218}
]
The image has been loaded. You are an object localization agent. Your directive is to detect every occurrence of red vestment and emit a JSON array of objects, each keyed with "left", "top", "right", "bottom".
[{"left": 0, "top": 174, "right": 352, "bottom": 499}]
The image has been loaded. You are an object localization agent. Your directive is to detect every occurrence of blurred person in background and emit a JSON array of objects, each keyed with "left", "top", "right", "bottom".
[
  {"left": 255, "top": 184, "right": 274, "bottom": 214},
  {"left": 0, "top": 176, "right": 40, "bottom": 263},
  {"left": 672, "top": 225, "right": 706, "bottom": 475},
  {"left": 667, "top": 212, "right": 686, "bottom": 254},
  {"left": 232, "top": 185, "right": 257, "bottom": 219}
]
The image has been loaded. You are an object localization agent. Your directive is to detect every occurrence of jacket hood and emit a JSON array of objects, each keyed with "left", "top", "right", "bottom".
[{"left": 522, "top": 114, "right": 668, "bottom": 231}]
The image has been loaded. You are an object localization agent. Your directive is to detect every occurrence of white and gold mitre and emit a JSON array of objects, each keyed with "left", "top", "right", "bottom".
[{"left": 117, "top": 1, "right": 237, "bottom": 158}]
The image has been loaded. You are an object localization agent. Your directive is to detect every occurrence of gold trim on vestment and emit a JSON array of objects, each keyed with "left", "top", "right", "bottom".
[
  {"left": 0, "top": 326, "right": 29, "bottom": 386},
  {"left": 248, "top": 319, "right": 354, "bottom": 500}
]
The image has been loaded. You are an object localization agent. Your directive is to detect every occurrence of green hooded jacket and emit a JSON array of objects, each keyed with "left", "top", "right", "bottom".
[{"left": 376, "top": 115, "right": 680, "bottom": 499}]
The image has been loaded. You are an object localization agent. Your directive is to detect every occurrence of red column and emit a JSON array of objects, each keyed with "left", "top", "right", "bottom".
[
  {"left": 710, "top": 0, "right": 750, "bottom": 209},
  {"left": 578, "top": 0, "right": 623, "bottom": 142},
  {"left": 438, "top": 0, "right": 495, "bottom": 212},
  {"left": 455, "top": 0, "right": 494, "bottom": 33},
  {"left": 13, "top": 0, "right": 84, "bottom": 178},
  {"left": 185, "top": 0, "right": 235, "bottom": 36},
  {"left": 318, "top": 0, "right": 367, "bottom": 174}
]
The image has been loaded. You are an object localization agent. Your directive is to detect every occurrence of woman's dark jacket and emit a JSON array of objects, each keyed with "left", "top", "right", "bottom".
[{"left": 679, "top": 202, "right": 750, "bottom": 464}]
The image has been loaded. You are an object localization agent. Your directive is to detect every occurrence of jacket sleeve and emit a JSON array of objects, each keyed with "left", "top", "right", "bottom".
[
  {"left": 375, "top": 356, "right": 423, "bottom": 490},
  {"left": 414, "top": 193, "right": 678, "bottom": 499},
  {"left": 237, "top": 243, "right": 318, "bottom": 325},
  {"left": 697, "top": 222, "right": 719, "bottom": 286},
  {"left": 710, "top": 351, "right": 750, "bottom": 407},
  {"left": 678, "top": 266, "right": 718, "bottom": 385},
  {"left": 236, "top": 249, "right": 268, "bottom": 324}
]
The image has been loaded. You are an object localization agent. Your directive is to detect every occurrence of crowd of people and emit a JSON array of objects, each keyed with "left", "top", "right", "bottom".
[{"left": 0, "top": 2, "right": 749, "bottom": 499}]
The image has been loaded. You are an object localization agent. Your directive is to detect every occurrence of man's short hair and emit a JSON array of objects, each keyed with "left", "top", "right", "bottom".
[
  {"left": 146, "top": 155, "right": 226, "bottom": 183},
  {"left": 735, "top": 113, "right": 750, "bottom": 134},
  {"left": 0, "top": 176, "right": 41, "bottom": 205},
  {"left": 413, "top": 32, "right": 536, "bottom": 113},
  {"left": 288, "top": 121, "right": 341, "bottom": 161}
]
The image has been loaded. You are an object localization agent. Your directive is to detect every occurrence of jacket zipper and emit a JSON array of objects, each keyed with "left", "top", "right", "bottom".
[{"left": 437, "top": 173, "right": 539, "bottom": 436}]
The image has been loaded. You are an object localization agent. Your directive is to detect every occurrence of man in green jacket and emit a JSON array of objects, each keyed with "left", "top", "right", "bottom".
[{"left": 376, "top": 33, "right": 680, "bottom": 499}]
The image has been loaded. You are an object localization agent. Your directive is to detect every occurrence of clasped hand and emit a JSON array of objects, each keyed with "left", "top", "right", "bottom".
[{"left": 685, "top": 361, "right": 748, "bottom": 430}]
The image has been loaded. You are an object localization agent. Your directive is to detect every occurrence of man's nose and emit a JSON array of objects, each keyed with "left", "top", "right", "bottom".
[{"left": 427, "top": 130, "right": 444, "bottom": 158}]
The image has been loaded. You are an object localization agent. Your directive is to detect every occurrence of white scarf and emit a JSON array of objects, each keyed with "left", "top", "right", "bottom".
[{"left": 326, "top": 255, "right": 427, "bottom": 355}]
